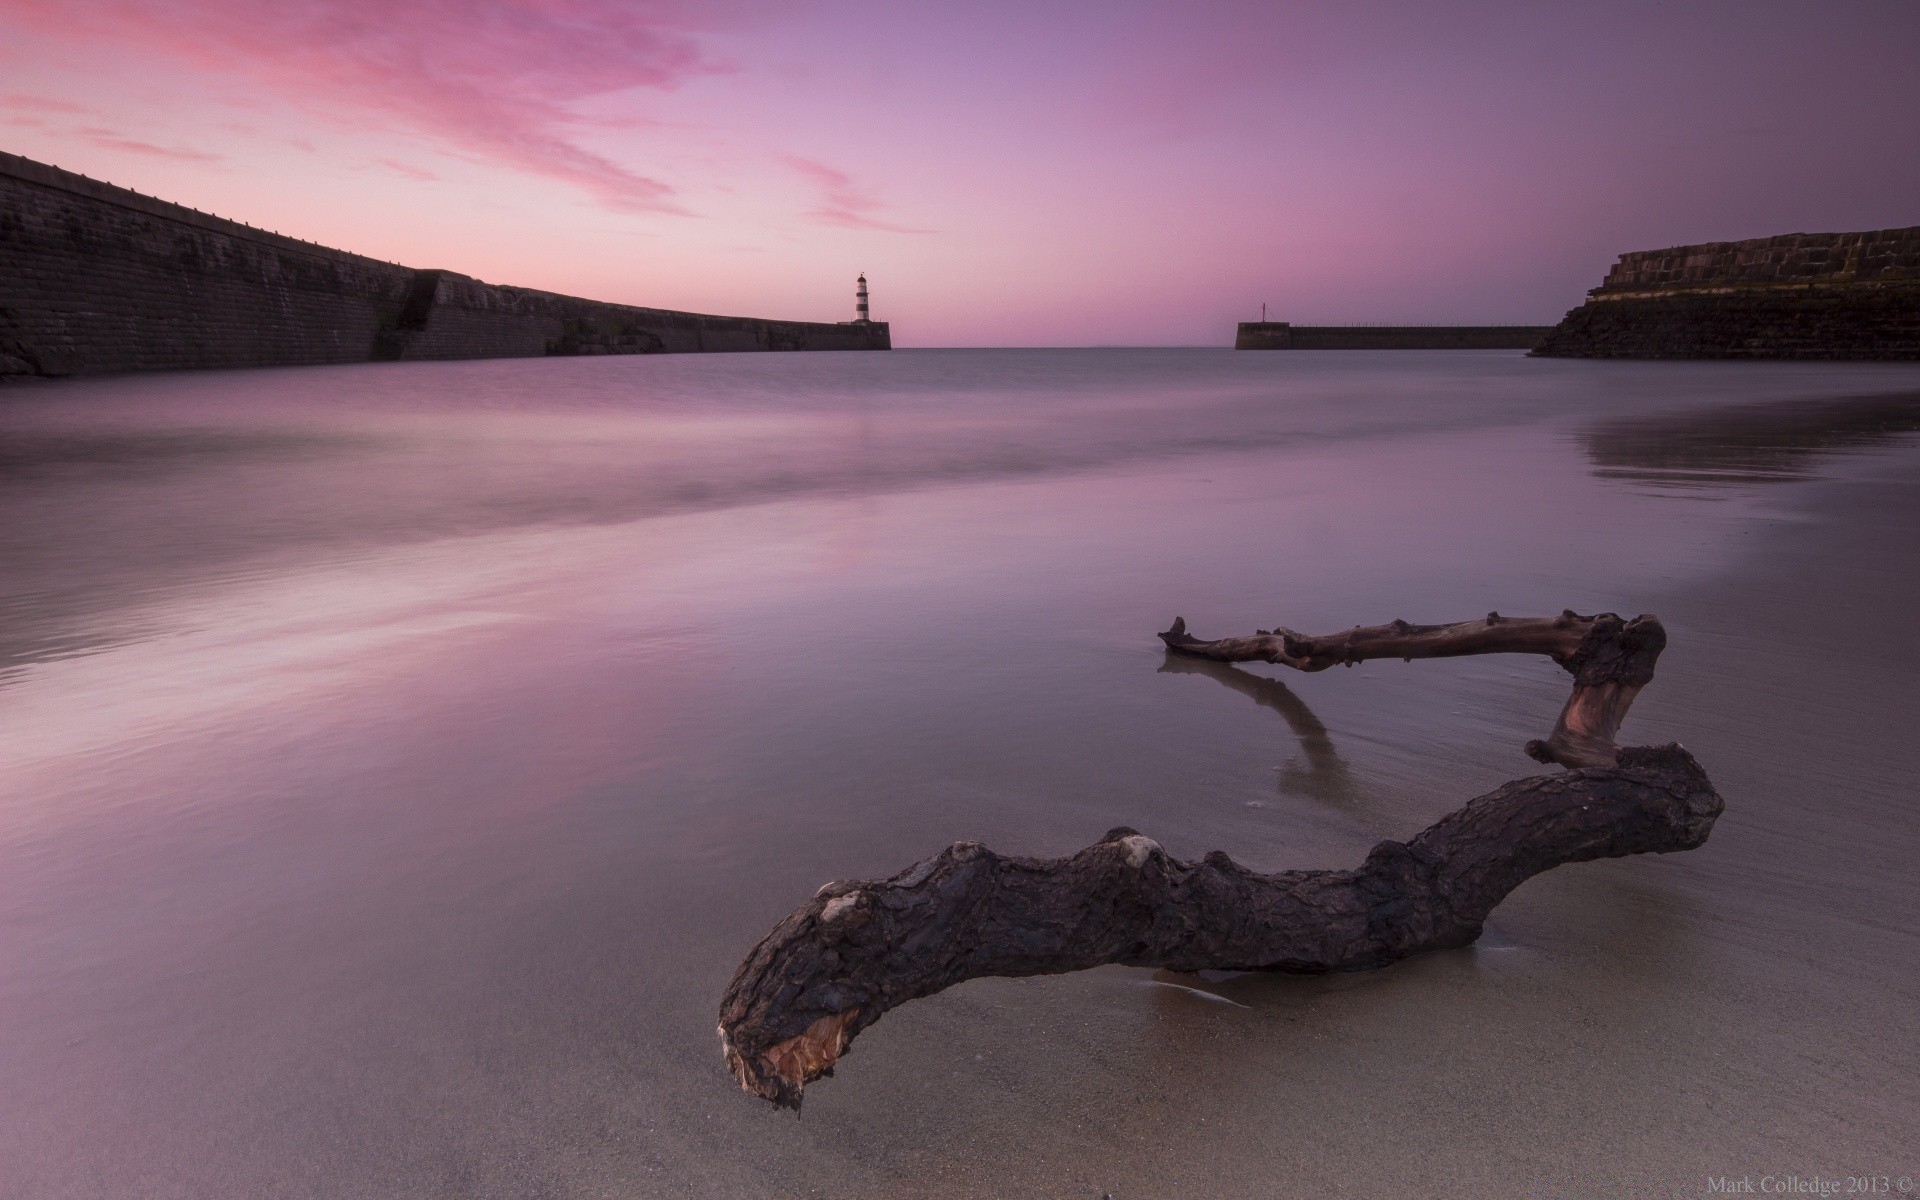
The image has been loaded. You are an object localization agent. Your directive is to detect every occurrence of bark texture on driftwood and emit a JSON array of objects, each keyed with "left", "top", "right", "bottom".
[
  {"left": 1158, "top": 610, "right": 1666, "bottom": 769},
  {"left": 719, "top": 746, "right": 1723, "bottom": 1110},
  {"left": 718, "top": 605, "right": 1714, "bottom": 1111}
]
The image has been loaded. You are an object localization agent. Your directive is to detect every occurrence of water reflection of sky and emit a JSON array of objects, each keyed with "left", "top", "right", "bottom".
[
  {"left": 5, "top": 353, "right": 1919, "bottom": 681},
  {"left": 3, "top": 352, "right": 1919, "bottom": 1196}
]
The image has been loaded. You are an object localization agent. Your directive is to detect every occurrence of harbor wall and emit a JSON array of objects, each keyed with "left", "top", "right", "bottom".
[
  {"left": 1235, "top": 323, "right": 1552, "bottom": 350},
  {"left": 0, "top": 151, "right": 887, "bottom": 378}
]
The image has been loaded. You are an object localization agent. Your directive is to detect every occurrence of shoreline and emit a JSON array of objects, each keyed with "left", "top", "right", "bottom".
[{"left": 1, "top": 356, "right": 1914, "bottom": 1197}]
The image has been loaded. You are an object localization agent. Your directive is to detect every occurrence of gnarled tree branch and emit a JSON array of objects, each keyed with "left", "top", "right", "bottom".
[
  {"left": 718, "top": 605, "right": 1713, "bottom": 1111},
  {"left": 1158, "top": 610, "right": 1667, "bottom": 769},
  {"left": 719, "top": 745, "right": 1723, "bottom": 1110}
]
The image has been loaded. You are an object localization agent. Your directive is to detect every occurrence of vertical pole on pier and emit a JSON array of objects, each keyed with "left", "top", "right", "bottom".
[{"left": 856, "top": 274, "right": 870, "bottom": 323}]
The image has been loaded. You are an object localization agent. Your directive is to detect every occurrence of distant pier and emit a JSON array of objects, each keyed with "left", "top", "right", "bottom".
[{"left": 1235, "top": 323, "right": 1553, "bottom": 350}]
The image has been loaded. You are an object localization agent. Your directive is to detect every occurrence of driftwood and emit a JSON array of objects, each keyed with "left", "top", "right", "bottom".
[
  {"left": 718, "top": 609, "right": 1718, "bottom": 1111},
  {"left": 1159, "top": 610, "right": 1666, "bottom": 769}
]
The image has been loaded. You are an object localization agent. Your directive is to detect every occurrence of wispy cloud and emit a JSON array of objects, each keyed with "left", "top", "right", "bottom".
[
  {"left": 0, "top": 0, "right": 721, "bottom": 214},
  {"left": 376, "top": 156, "right": 439, "bottom": 182},
  {"left": 0, "top": 92, "right": 94, "bottom": 114},
  {"left": 75, "top": 126, "right": 222, "bottom": 161},
  {"left": 781, "top": 155, "right": 930, "bottom": 234}
]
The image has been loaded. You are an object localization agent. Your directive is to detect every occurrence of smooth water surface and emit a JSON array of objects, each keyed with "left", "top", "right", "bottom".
[{"left": 3, "top": 350, "right": 1917, "bottom": 1197}]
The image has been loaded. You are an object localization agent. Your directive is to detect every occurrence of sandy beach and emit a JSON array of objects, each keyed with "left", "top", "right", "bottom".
[{"left": 1, "top": 350, "right": 1916, "bottom": 1197}]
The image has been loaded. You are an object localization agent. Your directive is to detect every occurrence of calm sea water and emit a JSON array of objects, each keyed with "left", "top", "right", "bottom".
[{"left": 2, "top": 350, "right": 1917, "bottom": 1197}]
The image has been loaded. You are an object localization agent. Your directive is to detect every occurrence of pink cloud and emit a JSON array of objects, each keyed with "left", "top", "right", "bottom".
[
  {"left": 0, "top": 0, "right": 720, "bottom": 213},
  {"left": 377, "top": 156, "right": 439, "bottom": 182},
  {"left": 75, "top": 126, "right": 222, "bottom": 161},
  {"left": 781, "top": 155, "right": 930, "bottom": 234},
  {"left": 1, "top": 92, "right": 94, "bottom": 114}
]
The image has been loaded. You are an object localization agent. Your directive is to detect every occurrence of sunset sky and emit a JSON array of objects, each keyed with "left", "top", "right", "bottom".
[{"left": 3, "top": 0, "right": 1916, "bottom": 346}]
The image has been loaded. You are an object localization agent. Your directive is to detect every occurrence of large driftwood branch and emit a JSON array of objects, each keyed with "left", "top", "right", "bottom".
[
  {"left": 719, "top": 745, "right": 1723, "bottom": 1110},
  {"left": 1158, "top": 610, "right": 1667, "bottom": 769},
  {"left": 718, "top": 605, "right": 1711, "bottom": 1111}
]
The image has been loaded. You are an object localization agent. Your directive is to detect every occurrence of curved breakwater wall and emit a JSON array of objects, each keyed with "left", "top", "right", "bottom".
[
  {"left": 0, "top": 152, "right": 887, "bottom": 378},
  {"left": 1532, "top": 227, "right": 1920, "bottom": 359}
]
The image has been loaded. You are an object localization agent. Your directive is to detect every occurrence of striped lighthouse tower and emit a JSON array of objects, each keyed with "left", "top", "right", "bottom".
[{"left": 855, "top": 273, "right": 870, "bottom": 323}]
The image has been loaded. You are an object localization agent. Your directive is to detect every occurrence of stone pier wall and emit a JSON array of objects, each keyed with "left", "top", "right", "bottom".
[
  {"left": 0, "top": 151, "right": 887, "bottom": 378},
  {"left": 1235, "top": 323, "right": 1551, "bottom": 350}
]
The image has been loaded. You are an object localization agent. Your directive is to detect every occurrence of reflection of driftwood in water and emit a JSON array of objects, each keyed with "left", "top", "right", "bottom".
[
  {"left": 1156, "top": 654, "right": 1356, "bottom": 805},
  {"left": 1584, "top": 391, "right": 1920, "bottom": 486},
  {"left": 719, "top": 606, "right": 1722, "bottom": 1111}
]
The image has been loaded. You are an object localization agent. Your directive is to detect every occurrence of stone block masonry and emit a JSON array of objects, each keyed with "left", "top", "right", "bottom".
[
  {"left": 0, "top": 151, "right": 887, "bottom": 378},
  {"left": 1531, "top": 227, "right": 1920, "bottom": 359},
  {"left": 1235, "top": 323, "right": 1552, "bottom": 350}
]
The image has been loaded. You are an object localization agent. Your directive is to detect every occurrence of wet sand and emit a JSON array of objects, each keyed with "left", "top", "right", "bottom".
[{"left": 1, "top": 351, "right": 1916, "bottom": 1197}]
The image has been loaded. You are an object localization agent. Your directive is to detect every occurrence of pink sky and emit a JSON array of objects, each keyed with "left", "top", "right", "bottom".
[{"left": 3, "top": 0, "right": 1916, "bottom": 346}]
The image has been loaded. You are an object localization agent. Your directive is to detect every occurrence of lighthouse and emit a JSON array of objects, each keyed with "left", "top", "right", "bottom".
[{"left": 855, "top": 274, "right": 870, "bottom": 323}]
